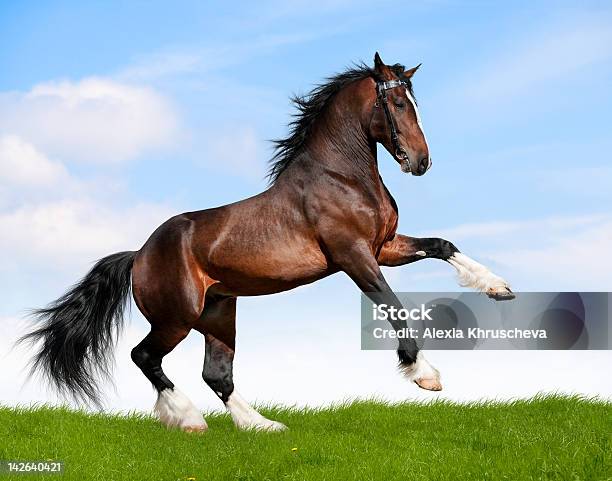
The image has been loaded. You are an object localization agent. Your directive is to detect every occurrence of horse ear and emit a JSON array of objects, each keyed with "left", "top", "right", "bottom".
[
  {"left": 374, "top": 52, "right": 385, "bottom": 72},
  {"left": 403, "top": 63, "right": 422, "bottom": 79}
]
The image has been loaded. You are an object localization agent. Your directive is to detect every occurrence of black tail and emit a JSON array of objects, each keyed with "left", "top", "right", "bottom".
[{"left": 19, "top": 251, "right": 136, "bottom": 407}]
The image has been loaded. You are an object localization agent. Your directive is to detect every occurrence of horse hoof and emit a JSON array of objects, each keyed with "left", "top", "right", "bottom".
[
  {"left": 260, "top": 420, "right": 288, "bottom": 432},
  {"left": 182, "top": 424, "right": 208, "bottom": 433},
  {"left": 254, "top": 420, "right": 288, "bottom": 432},
  {"left": 415, "top": 378, "right": 442, "bottom": 391},
  {"left": 486, "top": 286, "right": 515, "bottom": 301},
  {"left": 241, "top": 420, "right": 288, "bottom": 432}
]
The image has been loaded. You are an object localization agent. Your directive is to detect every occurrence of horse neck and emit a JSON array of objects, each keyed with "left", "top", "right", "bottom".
[{"left": 278, "top": 91, "right": 382, "bottom": 190}]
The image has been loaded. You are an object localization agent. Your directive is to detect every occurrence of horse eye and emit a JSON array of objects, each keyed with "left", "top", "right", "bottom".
[{"left": 395, "top": 101, "right": 405, "bottom": 109}]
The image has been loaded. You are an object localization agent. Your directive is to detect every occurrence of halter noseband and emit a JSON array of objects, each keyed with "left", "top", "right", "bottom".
[{"left": 375, "top": 79, "right": 411, "bottom": 172}]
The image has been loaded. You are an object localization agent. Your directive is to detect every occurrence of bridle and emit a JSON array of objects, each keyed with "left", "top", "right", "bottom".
[{"left": 375, "top": 78, "right": 411, "bottom": 172}]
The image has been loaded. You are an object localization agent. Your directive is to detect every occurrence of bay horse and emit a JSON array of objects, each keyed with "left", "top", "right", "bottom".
[{"left": 21, "top": 53, "right": 514, "bottom": 432}]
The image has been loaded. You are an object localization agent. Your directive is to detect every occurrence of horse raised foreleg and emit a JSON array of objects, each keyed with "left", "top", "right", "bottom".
[
  {"left": 378, "top": 235, "right": 514, "bottom": 300},
  {"left": 196, "top": 296, "right": 287, "bottom": 431},
  {"left": 336, "top": 242, "right": 442, "bottom": 391}
]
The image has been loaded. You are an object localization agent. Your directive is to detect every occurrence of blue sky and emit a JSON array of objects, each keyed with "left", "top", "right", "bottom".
[{"left": 1, "top": 1, "right": 611, "bottom": 411}]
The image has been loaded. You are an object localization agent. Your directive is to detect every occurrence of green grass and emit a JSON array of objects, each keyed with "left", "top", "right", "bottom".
[{"left": 1, "top": 395, "right": 610, "bottom": 481}]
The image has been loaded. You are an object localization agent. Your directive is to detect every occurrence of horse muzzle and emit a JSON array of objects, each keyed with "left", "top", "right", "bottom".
[{"left": 400, "top": 156, "right": 431, "bottom": 176}]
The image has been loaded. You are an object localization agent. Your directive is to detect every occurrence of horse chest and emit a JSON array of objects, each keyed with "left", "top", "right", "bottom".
[{"left": 374, "top": 189, "right": 399, "bottom": 245}]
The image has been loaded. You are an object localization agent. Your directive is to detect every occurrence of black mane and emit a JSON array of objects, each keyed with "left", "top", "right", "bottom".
[{"left": 267, "top": 63, "right": 376, "bottom": 183}]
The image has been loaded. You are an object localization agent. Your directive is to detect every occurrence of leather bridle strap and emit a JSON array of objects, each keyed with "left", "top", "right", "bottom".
[{"left": 375, "top": 79, "right": 410, "bottom": 171}]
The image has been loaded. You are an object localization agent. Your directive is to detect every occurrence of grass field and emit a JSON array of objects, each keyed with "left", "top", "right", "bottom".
[{"left": 1, "top": 395, "right": 610, "bottom": 481}]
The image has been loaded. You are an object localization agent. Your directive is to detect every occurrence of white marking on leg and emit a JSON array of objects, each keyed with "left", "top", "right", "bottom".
[
  {"left": 415, "top": 250, "right": 427, "bottom": 256},
  {"left": 226, "top": 392, "right": 287, "bottom": 432},
  {"left": 448, "top": 252, "right": 512, "bottom": 296},
  {"left": 399, "top": 352, "right": 441, "bottom": 390},
  {"left": 154, "top": 388, "right": 207, "bottom": 431}
]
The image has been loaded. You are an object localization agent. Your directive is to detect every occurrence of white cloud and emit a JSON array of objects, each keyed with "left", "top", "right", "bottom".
[
  {"left": 0, "top": 110, "right": 174, "bottom": 269},
  {"left": 0, "top": 74, "right": 179, "bottom": 267},
  {"left": 0, "top": 199, "right": 173, "bottom": 269},
  {"left": 0, "top": 77, "right": 180, "bottom": 164},
  {"left": 0, "top": 134, "right": 85, "bottom": 210},
  {"left": 0, "top": 134, "right": 68, "bottom": 187}
]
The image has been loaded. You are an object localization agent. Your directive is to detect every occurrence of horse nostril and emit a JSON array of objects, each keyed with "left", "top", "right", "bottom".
[{"left": 419, "top": 156, "right": 430, "bottom": 173}]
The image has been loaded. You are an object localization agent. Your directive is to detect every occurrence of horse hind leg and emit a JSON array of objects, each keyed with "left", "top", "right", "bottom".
[
  {"left": 130, "top": 222, "right": 210, "bottom": 432},
  {"left": 131, "top": 328, "right": 208, "bottom": 432},
  {"left": 196, "top": 296, "right": 287, "bottom": 432}
]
